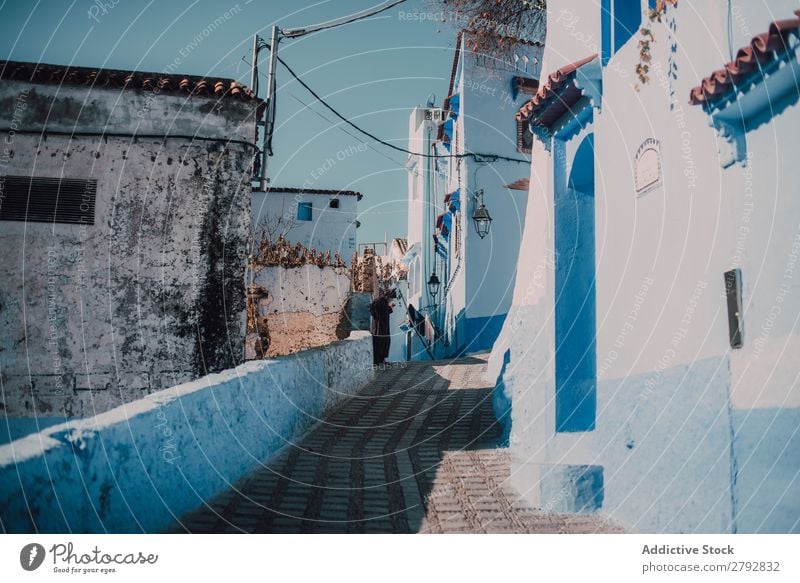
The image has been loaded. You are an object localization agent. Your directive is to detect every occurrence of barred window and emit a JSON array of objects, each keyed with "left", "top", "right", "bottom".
[{"left": 0, "top": 176, "right": 97, "bottom": 225}]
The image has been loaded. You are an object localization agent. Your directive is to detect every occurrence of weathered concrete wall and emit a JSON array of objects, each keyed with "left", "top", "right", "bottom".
[
  {"left": 0, "top": 332, "right": 373, "bottom": 533},
  {"left": 247, "top": 264, "right": 351, "bottom": 357},
  {"left": 0, "top": 79, "right": 256, "bottom": 421},
  {"left": 0, "top": 80, "right": 257, "bottom": 141}
]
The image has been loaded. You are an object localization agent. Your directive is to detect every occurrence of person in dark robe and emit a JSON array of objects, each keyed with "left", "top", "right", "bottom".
[{"left": 370, "top": 290, "right": 395, "bottom": 365}]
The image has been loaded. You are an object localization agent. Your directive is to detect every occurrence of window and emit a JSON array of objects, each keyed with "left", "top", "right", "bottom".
[
  {"left": 0, "top": 175, "right": 97, "bottom": 225},
  {"left": 297, "top": 202, "right": 312, "bottom": 221},
  {"left": 329, "top": 198, "right": 340, "bottom": 209},
  {"left": 517, "top": 118, "right": 533, "bottom": 154},
  {"left": 601, "top": 0, "right": 642, "bottom": 65}
]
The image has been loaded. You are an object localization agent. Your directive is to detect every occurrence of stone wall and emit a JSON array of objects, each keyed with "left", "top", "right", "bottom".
[
  {"left": 246, "top": 264, "right": 352, "bottom": 358},
  {"left": 0, "top": 332, "right": 374, "bottom": 533},
  {"left": 0, "top": 79, "right": 257, "bottom": 421}
]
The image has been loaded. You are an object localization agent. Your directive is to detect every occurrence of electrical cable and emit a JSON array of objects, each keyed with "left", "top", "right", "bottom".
[
  {"left": 276, "top": 55, "right": 530, "bottom": 164},
  {"left": 287, "top": 93, "right": 407, "bottom": 168},
  {"left": 0, "top": 128, "right": 259, "bottom": 150},
  {"left": 281, "top": 0, "right": 409, "bottom": 39}
]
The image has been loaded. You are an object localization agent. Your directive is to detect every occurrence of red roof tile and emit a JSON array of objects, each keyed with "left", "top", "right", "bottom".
[
  {"left": 689, "top": 10, "right": 800, "bottom": 107},
  {"left": 505, "top": 177, "right": 530, "bottom": 191},
  {"left": 516, "top": 54, "right": 597, "bottom": 129},
  {"left": 0, "top": 60, "right": 259, "bottom": 102}
]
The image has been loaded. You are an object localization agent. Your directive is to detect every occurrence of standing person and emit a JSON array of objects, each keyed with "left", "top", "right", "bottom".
[{"left": 370, "top": 290, "right": 396, "bottom": 365}]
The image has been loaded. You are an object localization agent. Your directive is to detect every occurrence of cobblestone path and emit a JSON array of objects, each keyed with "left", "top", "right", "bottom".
[{"left": 172, "top": 357, "right": 623, "bottom": 534}]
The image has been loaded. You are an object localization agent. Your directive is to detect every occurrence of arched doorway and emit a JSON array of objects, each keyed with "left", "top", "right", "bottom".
[{"left": 554, "top": 133, "right": 597, "bottom": 432}]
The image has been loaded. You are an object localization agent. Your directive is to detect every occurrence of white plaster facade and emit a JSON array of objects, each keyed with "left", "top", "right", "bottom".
[
  {"left": 405, "top": 33, "right": 543, "bottom": 359},
  {"left": 488, "top": 0, "right": 800, "bottom": 533},
  {"left": 251, "top": 188, "right": 360, "bottom": 264}
]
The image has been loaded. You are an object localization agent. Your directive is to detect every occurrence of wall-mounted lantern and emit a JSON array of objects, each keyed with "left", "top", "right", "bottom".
[
  {"left": 472, "top": 189, "right": 492, "bottom": 239},
  {"left": 427, "top": 272, "right": 441, "bottom": 300}
]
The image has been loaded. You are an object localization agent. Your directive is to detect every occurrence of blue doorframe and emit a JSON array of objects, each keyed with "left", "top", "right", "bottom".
[{"left": 554, "top": 133, "right": 597, "bottom": 432}]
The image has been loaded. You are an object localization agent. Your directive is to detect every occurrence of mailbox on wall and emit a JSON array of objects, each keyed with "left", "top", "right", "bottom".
[{"left": 724, "top": 269, "right": 744, "bottom": 349}]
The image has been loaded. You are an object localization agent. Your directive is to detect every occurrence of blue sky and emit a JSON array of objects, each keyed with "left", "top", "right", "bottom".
[{"left": 0, "top": 0, "right": 457, "bottom": 244}]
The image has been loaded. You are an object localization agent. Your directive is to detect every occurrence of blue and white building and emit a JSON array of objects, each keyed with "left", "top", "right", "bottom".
[
  {"left": 404, "top": 32, "right": 544, "bottom": 359},
  {"left": 489, "top": 0, "right": 800, "bottom": 532},
  {"left": 252, "top": 187, "right": 361, "bottom": 265}
]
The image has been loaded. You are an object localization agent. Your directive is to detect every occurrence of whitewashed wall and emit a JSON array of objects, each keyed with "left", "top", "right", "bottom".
[
  {"left": 490, "top": 0, "right": 800, "bottom": 533},
  {"left": 0, "top": 332, "right": 373, "bottom": 533},
  {"left": 252, "top": 190, "right": 359, "bottom": 264}
]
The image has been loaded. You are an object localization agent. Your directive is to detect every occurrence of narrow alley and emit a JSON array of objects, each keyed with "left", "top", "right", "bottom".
[{"left": 172, "top": 357, "right": 623, "bottom": 534}]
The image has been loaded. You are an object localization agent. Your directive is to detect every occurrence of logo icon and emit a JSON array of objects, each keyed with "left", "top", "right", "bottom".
[{"left": 20, "top": 543, "right": 46, "bottom": 571}]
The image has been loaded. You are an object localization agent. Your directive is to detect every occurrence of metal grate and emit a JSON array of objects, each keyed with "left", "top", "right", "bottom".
[{"left": 0, "top": 175, "right": 97, "bottom": 225}]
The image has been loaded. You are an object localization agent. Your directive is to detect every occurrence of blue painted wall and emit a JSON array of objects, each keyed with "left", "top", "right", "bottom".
[
  {"left": 0, "top": 333, "right": 374, "bottom": 533},
  {"left": 732, "top": 408, "right": 800, "bottom": 533},
  {"left": 465, "top": 314, "right": 508, "bottom": 354},
  {"left": 492, "top": 349, "right": 513, "bottom": 446},
  {"left": 555, "top": 134, "right": 597, "bottom": 432},
  {"left": 1, "top": 418, "right": 67, "bottom": 446}
]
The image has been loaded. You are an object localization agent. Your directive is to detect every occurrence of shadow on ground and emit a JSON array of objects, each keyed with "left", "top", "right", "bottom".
[{"left": 171, "top": 357, "right": 622, "bottom": 533}]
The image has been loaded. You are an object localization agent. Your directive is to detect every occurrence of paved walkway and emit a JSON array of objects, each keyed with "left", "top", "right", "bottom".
[{"left": 171, "top": 356, "right": 622, "bottom": 533}]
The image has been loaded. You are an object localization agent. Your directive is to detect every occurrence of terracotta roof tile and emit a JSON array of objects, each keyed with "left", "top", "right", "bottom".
[
  {"left": 0, "top": 60, "right": 260, "bottom": 102},
  {"left": 516, "top": 53, "right": 597, "bottom": 129},
  {"left": 505, "top": 177, "right": 530, "bottom": 191},
  {"left": 689, "top": 10, "right": 800, "bottom": 107}
]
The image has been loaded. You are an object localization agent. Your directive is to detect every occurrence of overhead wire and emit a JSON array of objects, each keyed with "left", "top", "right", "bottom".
[
  {"left": 241, "top": 55, "right": 409, "bottom": 168},
  {"left": 281, "top": 0, "right": 409, "bottom": 38},
  {"left": 275, "top": 55, "right": 530, "bottom": 164},
  {"left": 287, "top": 93, "right": 408, "bottom": 168}
]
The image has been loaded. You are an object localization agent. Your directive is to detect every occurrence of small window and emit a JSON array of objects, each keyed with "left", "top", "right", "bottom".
[
  {"left": 329, "top": 198, "right": 340, "bottom": 209},
  {"left": 297, "top": 202, "right": 312, "bottom": 221},
  {"left": 517, "top": 118, "right": 533, "bottom": 154},
  {"left": 0, "top": 175, "right": 97, "bottom": 225}
]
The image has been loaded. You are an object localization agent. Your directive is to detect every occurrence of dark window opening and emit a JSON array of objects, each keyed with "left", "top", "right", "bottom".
[
  {"left": 0, "top": 175, "right": 97, "bottom": 225},
  {"left": 517, "top": 118, "right": 533, "bottom": 154},
  {"left": 297, "top": 202, "right": 313, "bottom": 221},
  {"left": 329, "top": 198, "right": 340, "bottom": 209}
]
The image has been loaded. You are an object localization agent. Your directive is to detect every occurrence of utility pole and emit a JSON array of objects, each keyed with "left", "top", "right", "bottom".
[
  {"left": 251, "top": 28, "right": 279, "bottom": 192},
  {"left": 251, "top": 2, "right": 409, "bottom": 191},
  {"left": 250, "top": 34, "right": 259, "bottom": 97},
  {"left": 259, "top": 26, "right": 279, "bottom": 192}
]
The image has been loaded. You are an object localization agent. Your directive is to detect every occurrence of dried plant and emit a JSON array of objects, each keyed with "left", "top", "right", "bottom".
[
  {"left": 351, "top": 250, "right": 405, "bottom": 294},
  {"left": 250, "top": 234, "right": 345, "bottom": 269},
  {"left": 635, "top": 0, "right": 678, "bottom": 89},
  {"left": 430, "top": 0, "right": 546, "bottom": 58}
]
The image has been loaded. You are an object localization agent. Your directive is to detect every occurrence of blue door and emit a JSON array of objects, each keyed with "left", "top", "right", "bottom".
[{"left": 555, "top": 134, "right": 597, "bottom": 432}]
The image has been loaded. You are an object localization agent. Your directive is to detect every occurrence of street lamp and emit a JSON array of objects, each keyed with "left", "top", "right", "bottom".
[
  {"left": 472, "top": 189, "right": 492, "bottom": 239},
  {"left": 427, "top": 272, "right": 441, "bottom": 300}
]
